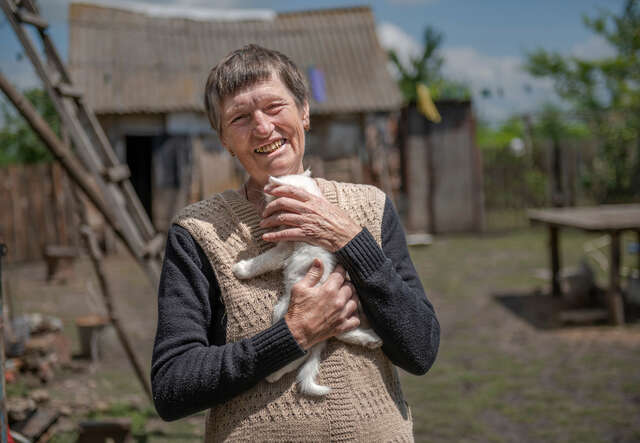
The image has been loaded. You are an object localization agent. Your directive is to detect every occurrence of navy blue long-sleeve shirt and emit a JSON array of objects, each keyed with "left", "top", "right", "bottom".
[{"left": 151, "top": 196, "right": 439, "bottom": 421}]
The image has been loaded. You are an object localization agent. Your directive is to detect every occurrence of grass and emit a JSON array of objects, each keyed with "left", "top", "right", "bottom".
[
  {"left": 403, "top": 226, "right": 640, "bottom": 442},
  {"left": 5, "top": 224, "right": 640, "bottom": 441}
]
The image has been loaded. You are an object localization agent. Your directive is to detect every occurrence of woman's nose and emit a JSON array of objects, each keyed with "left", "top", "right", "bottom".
[{"left": 252, "top": 111, "right": 273, "bottom": 136}]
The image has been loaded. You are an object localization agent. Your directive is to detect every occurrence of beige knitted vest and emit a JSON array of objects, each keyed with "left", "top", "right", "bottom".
[{"left": 174, "top": 179, "right": 413, "bottom": 442}]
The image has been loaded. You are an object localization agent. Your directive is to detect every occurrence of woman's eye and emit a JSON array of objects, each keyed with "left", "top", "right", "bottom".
[
  {"left": 266, "top": 103, "right": 283, "bottom": 113},
  {"left": 232, "top": 114, "right": 248, "bottom": 124}
]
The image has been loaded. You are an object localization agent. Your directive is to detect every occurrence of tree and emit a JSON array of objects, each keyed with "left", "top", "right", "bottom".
[
  {"left": 524, "top": 0, "right": 640, "bottom": 202},
  {"left": 388, "top": 26, "right": 471, "bottom": 103},
  {"left": 0, "top": 88, "right": 57, "bottom": 165}
]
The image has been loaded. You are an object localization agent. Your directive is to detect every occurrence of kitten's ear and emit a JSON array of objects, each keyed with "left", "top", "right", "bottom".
[
  {"left": 269, "top": 176, "right": 286, "bottom": 186},
  {"left": 303, "top": 169, "right": 312, "bottom": 177}
]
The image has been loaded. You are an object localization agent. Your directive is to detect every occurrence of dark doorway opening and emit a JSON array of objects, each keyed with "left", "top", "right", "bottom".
[{"left": 125, "top": 135, "right": 155, "bottom": 219}]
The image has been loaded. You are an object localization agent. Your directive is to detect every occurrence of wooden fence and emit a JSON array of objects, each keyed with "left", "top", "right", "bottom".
[{"left": 0, "top": 162, "right": 79, "bottom": 263}]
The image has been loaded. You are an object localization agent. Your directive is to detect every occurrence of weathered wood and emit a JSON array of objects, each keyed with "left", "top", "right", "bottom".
[
  {"left": 550, "top": 225, "right": 561, "bottom": 298},
  {"left": 15, "top": 10, "right": 48, "bottom": 29},
  {"left": 42, "top": 164, "right": 57, "bottom": 247},
  {"left": 54, "top": 83, "right": 82, "bottom": 99},
  {"left": 77, "top": 418, "right": 132, "bottom": 443},
  {"left": 143, "top": 234, "right": 164, "bottom": 258},
  {"left": 18, "top": 408, "right": 59, "bottom": 441},
  {"left": 73, "top": 183, "right": 152, "bottom": 401},
  {"left": 608, "top": 231, "right": 625, "bottom": 325},
  {"left": 528, "top": 204, "right": 640, "bottom": 232},
  {"left": 104, "top": 164, "right": 130, "bottom": 183},
  {"left": 11, "top": 167, "right": 26, "bottom": 262},
  {"left": 0, "top": 72, "right": 153, "bottom": 269},
  {"left": 637, "top": 230, "right": 640, "bottom": 271},
  {"left": 0, "top": 0, "right": 160, "bottom": 283},
  {"left": 0, "top": 243, "right": 9, "bottom": 443}
]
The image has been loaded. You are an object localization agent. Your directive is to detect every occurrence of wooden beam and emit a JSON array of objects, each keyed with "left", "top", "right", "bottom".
[
  {"left": 54, "top": 83, "right": 83, "bottom": 99},
  {"left": 143, "top": 234, "right": 164, "bottom": 258},
  {"left": 15, "top": 10, "right": 48, "bottom": 29},
  {"left": 104, "top": 165, "right": 131, "bottom": 183},
  {"left": 0, "top": 72, "right": 150, "bottom": 262}
]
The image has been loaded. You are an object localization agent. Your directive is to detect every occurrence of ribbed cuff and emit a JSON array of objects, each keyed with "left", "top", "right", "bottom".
[
  {"left": 250, "top": 317, "right": 307, "bottom": 377},
  {"left": 335, "top": 227, "right": 386, "bottom": 283}
]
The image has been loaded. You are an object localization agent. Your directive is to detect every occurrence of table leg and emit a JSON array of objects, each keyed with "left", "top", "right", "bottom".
[
  {"left": 636, "top": 230, "right": 640, "bottom": 271},
  {"left": 608, "top": 231, "right": 625, "bottom": 325},
  {"left": 550, "top": 225, "right": 561, "bottom": 298}
]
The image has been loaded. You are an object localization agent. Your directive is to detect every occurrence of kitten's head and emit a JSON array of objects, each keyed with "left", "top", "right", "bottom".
[{"left": 266, "top": 169, "right": 321, "bottom": 202}]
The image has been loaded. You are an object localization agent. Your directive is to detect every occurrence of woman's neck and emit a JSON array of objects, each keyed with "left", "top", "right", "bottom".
[{"left": 242, "top": 179, "right": 267, "bottom": 213}]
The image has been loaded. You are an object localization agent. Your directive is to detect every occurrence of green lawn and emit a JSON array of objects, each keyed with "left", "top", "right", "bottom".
[
  {"left": 403, "top": 227, "right": 640, "bottom": 443},
  {"left": 7, "top": 225, "right": 640, "bottom": 441}
]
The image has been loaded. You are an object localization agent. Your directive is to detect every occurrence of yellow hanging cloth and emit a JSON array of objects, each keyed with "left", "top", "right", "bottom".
[{"left": 416, "top": 83, "right": 441, "bottom": 123}]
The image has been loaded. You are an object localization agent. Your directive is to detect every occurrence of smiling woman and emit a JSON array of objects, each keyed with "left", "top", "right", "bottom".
[{"left": 151, "top": 44, "right": 440, "bottom": 442}]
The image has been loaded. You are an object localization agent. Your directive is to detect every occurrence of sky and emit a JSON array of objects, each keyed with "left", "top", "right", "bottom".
[{"left": 0, "top": 0, "right": 626, "bottom": 123}]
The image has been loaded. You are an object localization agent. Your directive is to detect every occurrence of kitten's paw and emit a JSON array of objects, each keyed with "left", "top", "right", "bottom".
[
  {"left": 299, "top": 383, "right": 331, "bottom": 397},
  {"left": 366, "top": 338, "right": 383, "bottom": 349},
  {"left": 266, "top": 368, "right": 287, "bottom": 383},
  {"left": 265, "top": 373, "right": 279, "bottom": 383},
  {"left": 232, "top": 260, "right": 253, "bottom": 279}
]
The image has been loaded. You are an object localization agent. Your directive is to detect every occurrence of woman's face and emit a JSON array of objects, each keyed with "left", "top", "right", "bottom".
[{"left": 219, "top": 73, "right": 309, "bottom": 187}]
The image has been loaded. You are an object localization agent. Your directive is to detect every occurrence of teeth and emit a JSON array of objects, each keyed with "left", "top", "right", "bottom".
[{"left": 255, "top": 139, "right": 284, "bottom": 153}]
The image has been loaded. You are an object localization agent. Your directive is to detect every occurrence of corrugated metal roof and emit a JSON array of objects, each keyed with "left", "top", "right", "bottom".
[{"left": 68, "top": 3, "right": 403, "bottom": 115}]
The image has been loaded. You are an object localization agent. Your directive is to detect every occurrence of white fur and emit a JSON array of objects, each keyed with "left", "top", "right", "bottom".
[{"left": 232, "top": 170, "right": 382, "bottom": 396}]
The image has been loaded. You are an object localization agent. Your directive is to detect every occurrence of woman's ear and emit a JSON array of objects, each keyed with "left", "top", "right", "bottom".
[{"left": 302, "top": 101, "right": 310, "bottom": 131}]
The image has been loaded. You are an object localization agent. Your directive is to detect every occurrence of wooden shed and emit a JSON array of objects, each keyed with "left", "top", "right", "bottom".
[
  {"left": 68, "top": 3, "right": 403, "bottom": 231},
  {"left": 399, "top": 101, "right": 485, "bottom": 234}
]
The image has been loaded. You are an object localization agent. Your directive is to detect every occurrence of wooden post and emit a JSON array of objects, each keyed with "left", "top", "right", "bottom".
[
  {"left": 550, "top": 225, "right": 561, "bottom": 297},
  {"left": 0, "top": 71, "right": 159, "bottom": 283},
  {"left": 608, "top": 231, "right": 625, "bottom": 325},
  {"left": 0, "top": 243, "right": 8, "bottom": 443},
  {"left": 73, "top": 189, "right": 153, "bottom": 402},
  {"left": 636, "top": 230, "right": 640, "bottom": 272}
]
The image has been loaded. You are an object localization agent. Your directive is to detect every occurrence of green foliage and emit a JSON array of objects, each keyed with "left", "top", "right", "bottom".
[
  {"left": 0, "top": 88, "right": 57, "bottom": 165},
  {"left": 388, "top": 26, "right": 471, "bottom": 102},
  {"left": 524, "top": 0, "right": 640, "bottom": 202},
  {"left": 477, "top": 117, "right": 525, "bottom": 149},
  {"left": 478, "top": 108, "right": 592, "bottom": 209}
]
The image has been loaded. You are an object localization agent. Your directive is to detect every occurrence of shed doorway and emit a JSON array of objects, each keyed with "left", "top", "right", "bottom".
[{"left": 125, "top": 135, "right": 156, "bottom": 219}]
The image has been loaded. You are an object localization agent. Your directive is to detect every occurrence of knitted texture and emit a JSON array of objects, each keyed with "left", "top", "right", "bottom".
[{"left": 174, "top": 179, "right": 414, "bottom": 442}]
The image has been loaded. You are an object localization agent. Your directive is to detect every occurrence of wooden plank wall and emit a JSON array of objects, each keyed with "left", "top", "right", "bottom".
[{"left": 0, "top": 163, "right": 79, "bottom": 263}]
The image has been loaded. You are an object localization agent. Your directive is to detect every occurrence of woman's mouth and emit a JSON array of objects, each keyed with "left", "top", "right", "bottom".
[{"left": 255, "top": 139, "right": 286, "bottom": 154}]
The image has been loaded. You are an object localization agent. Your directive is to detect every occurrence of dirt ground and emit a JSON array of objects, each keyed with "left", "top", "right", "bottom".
[{"left": 3, "top": 226, "right": 640, "bottom": 442}]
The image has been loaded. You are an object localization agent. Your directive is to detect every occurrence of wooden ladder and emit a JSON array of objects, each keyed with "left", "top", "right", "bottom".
[{"left": 1, "top": 0, "right": 162, "bottom": 284}]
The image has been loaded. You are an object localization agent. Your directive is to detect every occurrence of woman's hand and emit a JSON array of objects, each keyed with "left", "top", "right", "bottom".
[
  {"left": 260, "top": 183, "right": 361, "bottom": 252},
  {"left": 284, "top": 260, "right": 360, "bottom": 350}
]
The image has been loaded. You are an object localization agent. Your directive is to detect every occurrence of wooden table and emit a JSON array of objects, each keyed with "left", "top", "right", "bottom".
[{"left": 528, "top": 204, "right": 640, "bottom": 325}]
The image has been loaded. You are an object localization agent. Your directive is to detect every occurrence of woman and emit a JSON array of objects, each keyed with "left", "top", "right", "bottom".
[{"left": 151, "top": 44, "right": 439, "bottom": 442}]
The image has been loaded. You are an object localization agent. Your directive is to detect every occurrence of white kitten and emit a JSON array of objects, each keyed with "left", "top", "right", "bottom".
[{"left": 233, "top": 170, "right": 382, "bottom": 396}]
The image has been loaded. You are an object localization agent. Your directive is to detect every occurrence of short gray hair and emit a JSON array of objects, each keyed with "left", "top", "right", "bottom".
[{"left": 204, "top": 44, "right": 309, "bottom": 135}]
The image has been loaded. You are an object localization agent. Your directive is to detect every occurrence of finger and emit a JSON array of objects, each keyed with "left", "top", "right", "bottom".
[
  {"left": 299, "top": 259, "right": 324, "bottom": 288},
  {"left": 263, "top": 184, "right": 313, "bottom": 203},
  {"left": 337, "top": 281, "right": 355, "bottom": 300},
  {"left": 342, "top": 298, "right": 358, "bottom": 318},
  {"left": 323, "top": 266, "right": 346, "bottom": 292},
  {"left": 260, "top": 212, "right": 306, "bottom": 229},
  {"left": 262, "top": 228, "right": 308, "bottom": 243},
  {"left": 339, "top": 316, "right": 360, "bottom": 333},
  {"left": 344, "top": 282, "right": 357, "bottom": 299},
  {"left": 262, "top": 196, "right": 309, "bottom": 218}
]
